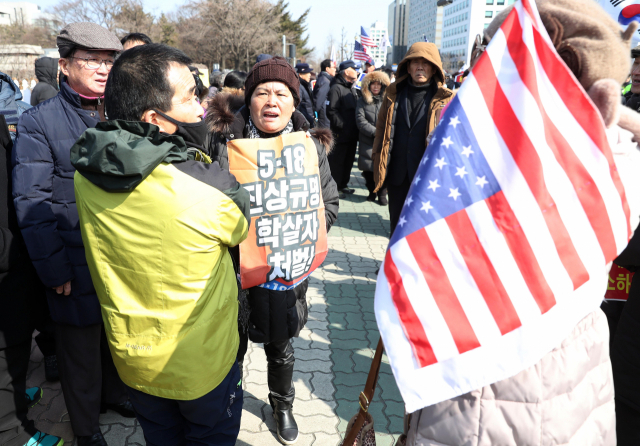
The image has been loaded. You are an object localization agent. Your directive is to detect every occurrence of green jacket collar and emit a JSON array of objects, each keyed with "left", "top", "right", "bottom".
[{"left": 71, "top": 120, "right": 193, "bottom": 192}]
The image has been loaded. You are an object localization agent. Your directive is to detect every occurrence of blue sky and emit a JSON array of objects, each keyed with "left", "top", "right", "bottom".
[{"left": 32, "top": 0, "right": 392, "bottom": 59}]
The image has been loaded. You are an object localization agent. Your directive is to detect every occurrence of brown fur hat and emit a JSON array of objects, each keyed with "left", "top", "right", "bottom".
[
  {"left": 361, "top": 71, "right": 391, "bottom": 104},
  {"left": 484, "top": 0, "right": 637, "bottom": 91}
]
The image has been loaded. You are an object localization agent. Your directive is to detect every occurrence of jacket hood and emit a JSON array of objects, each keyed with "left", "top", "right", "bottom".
[
  {"left": 70, "top": 120, "right": 191, "bottom": 192},
  {"left": 35, "top": 57, "right": 59, "bottom": 90},
  {"left": 210, "top": 104, "right": 334, "bottom": 154},
  {"left": 330, "top": 72, "right": 353, "bottom": 89},
  {"left": 206, "top": 88, "right": 246, "bottom": 135},
  {"left": 396, "top": 42, "right": 446, "bottom": 88},
  {"left": 0, "top": 72, "right": 23, "bottom": 107},
  {"left": 361, "top": 71, "right": 390, "bottom": 104}
]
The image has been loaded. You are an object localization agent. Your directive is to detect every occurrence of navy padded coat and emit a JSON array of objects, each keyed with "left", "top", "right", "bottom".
[{"left": 12, "top": 78, "right": 102, "bottom": 326}]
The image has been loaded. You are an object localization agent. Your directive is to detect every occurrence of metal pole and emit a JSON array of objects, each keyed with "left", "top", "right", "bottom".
[{"left": 282, "top": 35, "right": 286, "bottom": 59}]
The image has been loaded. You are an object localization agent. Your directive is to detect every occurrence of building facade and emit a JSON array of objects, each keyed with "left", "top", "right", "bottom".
[
  {"left": 0, "top": 1, "right": 57, "bottom": 27},
  {"left": 0, "top": 44, "right": 44, "bottom": 79},
  {"left": 407, "top": 0, "right": 443, "bottom": 49},
  {"left": 366, "top": 21, "right": 389, "bottom": 66},
  {"left": 387, "top": 0, "right": 410, "bottom": 65},
  {"left": 440, "top": 0, "right": 516, "bottom": 70}
]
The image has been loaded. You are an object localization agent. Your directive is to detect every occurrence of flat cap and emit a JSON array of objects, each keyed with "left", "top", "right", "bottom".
[
  {"left": 57, "top": 22, "right": 123, "bottom": 58},
  {"left": 295, "top": 63, "right": 313, "bottom": 74}
]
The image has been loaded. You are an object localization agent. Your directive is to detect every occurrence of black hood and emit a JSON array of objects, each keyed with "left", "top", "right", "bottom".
[{"left": 35, "top": 57, "right": 59, "bottom": 91}]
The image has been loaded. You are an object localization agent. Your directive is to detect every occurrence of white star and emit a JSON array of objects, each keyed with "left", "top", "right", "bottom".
[
  {"left": 434, "top": 157, "right": 447, "bottom": 170},
  {"left": 455, "top": 166, "right": 468, "bottom": 178},
  {"left": 428, "top": 179, "right": 440, "bottom": 192},
  {"left": 421, "top": 154, "right": 429, "bottom": 165},
  {"left": 413, "top": 175, "right": 422, "bottom": 185},
  {"left": 461, "top": 145, "right": 474, "bottom": 157},
  {"left": 449, "top": 116, "right": 461, "bottom": 129},
  {"left": 421, "top": 201, "right": 433, "bottom": 214},
  {"left": 405, "top": 195, "right": 414, "bottom": 206},
  {"left": 475, "top": 176, "right": 489, "bottom": 188},
  {"left": 398, "top": 216, "right": 407, "bottom": 227},
  {"left": 448, "top": 188, "right": 461, "bottom": 201},
  {"left": 441, "top": 136, "right": 454, "bottom": 149}
]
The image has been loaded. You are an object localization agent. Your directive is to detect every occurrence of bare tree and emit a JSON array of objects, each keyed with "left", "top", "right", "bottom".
[{"left": 324, "top": 34, "right": 335, "bottom": 59}]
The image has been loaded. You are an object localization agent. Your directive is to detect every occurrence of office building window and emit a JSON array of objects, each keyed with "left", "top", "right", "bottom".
[
  {"left": 486, "top": 0, "right": 493, "bottom": 4},
  {"left": 497, "top": 0, "right": 505, "bottom": 3},
  {"left": 485, "top": 10, "right": 493, "bottom": 18}
]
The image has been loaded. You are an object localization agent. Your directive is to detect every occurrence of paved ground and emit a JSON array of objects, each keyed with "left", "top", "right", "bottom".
[{"left": 26, "top": 168, "right": 404, "bottom": 445}]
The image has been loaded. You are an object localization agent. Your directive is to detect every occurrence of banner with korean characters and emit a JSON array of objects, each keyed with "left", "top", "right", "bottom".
[
  {"left": 604, "top": 263, "right": 635, "bottom": 301},
  {"left": 228, "top": 132, "right": 328, "bottom": 290}
]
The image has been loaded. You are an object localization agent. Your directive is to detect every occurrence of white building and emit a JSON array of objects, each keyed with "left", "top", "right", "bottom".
[
  {"left": 365, "top": 21, "right": 389, "bottom": 66},
  {"left": 440, "top": 0, "right": 516, "bottom": 70},
  {"left": 387, "top": 0, "right": 410, "bottom": 64},
  {"left": 407, "top": 0, "right": 443, "bottom": 49},
  {"left": 0, "top": 1, "right": 57, "bottom": 27}
]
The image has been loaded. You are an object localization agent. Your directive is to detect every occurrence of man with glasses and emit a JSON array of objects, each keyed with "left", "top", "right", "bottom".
[{"left": 12, "top": 23, "right": 131, "bottom": 446}]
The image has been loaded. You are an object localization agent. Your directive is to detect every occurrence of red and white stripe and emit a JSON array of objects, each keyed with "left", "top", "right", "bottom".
[
  {"left": 354, "top": 50, "right": 369, "bottom": 62},
  {"left": 360, "top": 34, "right": 376, "bottom": 47},
  {"left": 376, "top": 0, "right": 631, "bottom": 413}
]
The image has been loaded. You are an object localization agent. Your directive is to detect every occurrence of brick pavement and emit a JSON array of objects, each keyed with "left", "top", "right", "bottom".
[{"left": 25, "top": 168, "right": 404, "bottom": 445}]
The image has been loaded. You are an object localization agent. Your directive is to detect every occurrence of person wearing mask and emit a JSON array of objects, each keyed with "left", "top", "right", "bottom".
[
  {"left": 326, "top": 60, "right": 360, "bottom": 198},
  {"left": 295, "top": 62, "right": 315, "bottom": 127},
  {"left": 120, "top": 32, "right": 152, "bottom": 51},
  {"left": 372, "top": 43, "right": 453, "bottom": 234},
  {"left": 12, "top": 23, "right": 132, "bottom": 446},
  {"left": 356, "top": 71, "right": 389, "bottom": 205},
  {"left": 71, "top": 43, "right": 249, "bottom": 446},
  {"left": 0, "top": 71, "right": 63, "bottom": 446},
  {"left": 313, "top": 59, "right": 336, "bottom": 129},
  {"left": 31, "top": 57, "right": 59, "bottom": 106},
  {"left": 207, "top": 56, "right": 339, "bottom": 445}
]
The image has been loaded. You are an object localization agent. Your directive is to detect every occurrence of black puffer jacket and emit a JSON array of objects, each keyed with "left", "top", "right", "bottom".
[
  {"left": 31, "top": 57, "right": 58, "bottom": 106},
  {"left": 297, "top": 78, "right": 315, "bottom": 128},
  {"left": 327, "top": 73, "right": 359, "bottom": 143},
  {"left": 313, "top": 71, "right": 333, "bottom": 128},
  {"left": 355, "top": 71, "right": 390, "bottom": 171},
  {"left": 207, "top": 103, "right": 339, "bottom": 343}
]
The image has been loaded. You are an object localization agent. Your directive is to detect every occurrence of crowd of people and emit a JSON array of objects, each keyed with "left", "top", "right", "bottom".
[{"left": 3, "top": 0, "right": 640, "bottom": 445}]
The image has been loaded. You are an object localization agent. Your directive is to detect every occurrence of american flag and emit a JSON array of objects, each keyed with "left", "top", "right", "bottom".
[
  {"left": 354, "top": 41, "right": 369, "bottom": 62},
  {"left": 375, "top": 0, "right": 631, "bottom": 413},
  {"left": 360, "top": 26, "right": 377, "bottom": 47}
]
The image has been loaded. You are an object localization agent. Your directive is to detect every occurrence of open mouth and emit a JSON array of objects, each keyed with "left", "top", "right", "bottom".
[{"left": 263, "top": 111, "right": 279, "bottom": 120}]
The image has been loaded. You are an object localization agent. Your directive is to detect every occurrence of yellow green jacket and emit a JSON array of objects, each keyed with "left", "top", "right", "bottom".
[{"left": 70, "top": 120, "right": 250, "bottom": 400}]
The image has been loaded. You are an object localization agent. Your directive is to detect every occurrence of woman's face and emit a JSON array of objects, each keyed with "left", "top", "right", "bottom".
[
  {"left": 370, "top": 81, "right": 382, "bottom": 95},
  {"left": 250, "top": 81, "right": 295, "bottom": 134}
]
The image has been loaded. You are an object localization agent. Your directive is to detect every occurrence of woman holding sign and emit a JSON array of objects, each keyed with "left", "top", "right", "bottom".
[{"left": 207, "top": 56, "right": 339, "bottom": 445}]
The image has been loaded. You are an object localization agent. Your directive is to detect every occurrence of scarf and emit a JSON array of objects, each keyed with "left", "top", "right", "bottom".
[{"left": 247, "top": 116, "right": 294, "bottom": 139}]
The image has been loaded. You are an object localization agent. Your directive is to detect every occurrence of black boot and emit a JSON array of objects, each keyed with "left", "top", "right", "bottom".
[
  {"left": 77, "top": 432, "right": 108, "bottom": 446},
  {"left": 270, "top": 395, "right": 299, "bottom": 445},
  {"left": 100, "top": 399, "right": 136, "bottom": 418},
  {"left": 378, "top": 189, "right": 388, "bottom": 206}
]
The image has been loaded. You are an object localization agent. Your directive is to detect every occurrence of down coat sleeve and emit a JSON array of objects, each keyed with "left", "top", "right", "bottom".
[
  {"left": 315, "top": 139, "right": 339, "bottom": 232},
  {"left": 313, "top": 79, "right": 330, "bottom": 113},
  {"left": 11, "top": 112, "right": 74, "bottom": 287},
  {"left": 326, "top": 85, "right": 344, "bottom": 132},
  {"left": 355, "top": 98, "right": 376, "bottom": 139}
]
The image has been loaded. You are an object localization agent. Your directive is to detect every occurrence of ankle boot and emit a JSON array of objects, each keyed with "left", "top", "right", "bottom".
[
  {"left": 270, "top": 395, "right": 299, "bottom": 444},
  {"left": 378, "top": 189, "right": 388, "bottom": 206}
]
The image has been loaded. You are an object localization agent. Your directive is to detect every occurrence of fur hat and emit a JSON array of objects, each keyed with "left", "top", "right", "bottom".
[
  {"left": 244, "top": 56, "right": 300, "bottom": 108},
  {"left": 484, "top": 0, "right": 636, "bottom": 91}
]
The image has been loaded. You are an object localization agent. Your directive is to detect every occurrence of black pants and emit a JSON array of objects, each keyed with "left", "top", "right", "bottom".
[
  {"left": 0, "top": 339, "right": 35, "bottom": 446},
  {"left": 328, "top": 140, "right": 358, "bottom": 190},
  {"left": 127, "top": 362, "right": 243, "bottom": 446},
  {"left": 362, "top": 171, "right": 387, "bottom": 197},
  {"left": 55, "top": 323, "right": 127, "bottom": 437},
  {"left": 616, "top": 399, "right": 640, "bottom": 445},
  {"left": 388, "top": 175, "right": 412, "bottom": 236},
  {"left": 34, "top": 316, "right": 56, "bottom": 358}
]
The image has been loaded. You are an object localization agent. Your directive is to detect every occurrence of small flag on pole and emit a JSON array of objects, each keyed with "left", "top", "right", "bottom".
[
  {"left": 354, "top": 41, "right": 369, "bottom": 61},
  {"left": 375, "top": 0, "right": 631, "bottom": 414},
  {"left": 360, "top": 26, "right": 377, "bottom": 47}
]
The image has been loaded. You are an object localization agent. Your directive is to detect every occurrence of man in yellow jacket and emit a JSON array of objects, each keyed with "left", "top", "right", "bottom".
[{"left": 70, "top": 44, "right": 250, "bottom": 446}]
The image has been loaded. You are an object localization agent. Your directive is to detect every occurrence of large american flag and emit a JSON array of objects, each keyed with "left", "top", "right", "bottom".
[
  {"left": 375, "top": 0, "right": 632, "bottom": 413},
  {"left": 360, "top": 26, "right": 377, "bottom": 47},
  {"left": 354, "top": 41, "right": 369, "bottom": 62}
]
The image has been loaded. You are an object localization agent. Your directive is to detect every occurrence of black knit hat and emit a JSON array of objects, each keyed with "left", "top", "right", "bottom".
[{"left": 245, "top": 56, "right": 300, "bottom": 107}]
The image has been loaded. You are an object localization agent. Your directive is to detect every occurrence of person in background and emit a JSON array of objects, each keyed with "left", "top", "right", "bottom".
[
  {"left": 313, "top": 59, "right": 336, "bottom": 129},
  {"left": 364, "top": 58, "right": 375, "bottom": 74},
  {"left": 12, "top": 23, "right": 132, "bottom": 446},
  {"left": 120, "top": 32, "right": 152, "bottom": 51},
  {"left": 19, "top": 80, "right": 30, "bottom": 105},
  {"left": 0, "top": 71, "right": 63, "bottom": 446},
  {"left": 209, "top": 71, "right": 226, "bottom": 98},
  {"left": 31, "top": 57, "right": 59, "bottom": 106},
  {"left": 72, "top": 43, "right": 249, "bottom": 446},
  {"left": 372, "top": 43, "right": 452, "bottom": 234},
  {"left": 223, "top": 70, "right": 247, "bottom": 92},
  {"left": 295, "top": 62, "right": 315, "bottom": 127},
  {"left": 356, "top": 70, "right": 389, "bottom": 205},
  {"left": 623, "top": 44, "right": 640, "bottom": 112},
  {"left": 327, "top": 60, "right": 360, "bottom": 198}
]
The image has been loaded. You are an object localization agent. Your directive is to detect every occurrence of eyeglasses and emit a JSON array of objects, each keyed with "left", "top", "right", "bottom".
[{"left": 70, "top": 56, "right": 115, "bottom": 70}]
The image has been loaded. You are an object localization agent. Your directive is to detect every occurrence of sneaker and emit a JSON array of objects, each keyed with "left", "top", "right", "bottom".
[
  {"left": 22, "top": 430, "right": 63, "bottom": 446},
  {"left": 25, "top": 387, "right": 43, "bottom": 408},
  {"left": 44, "top": 355, "right": 59, "bottom": 382}
]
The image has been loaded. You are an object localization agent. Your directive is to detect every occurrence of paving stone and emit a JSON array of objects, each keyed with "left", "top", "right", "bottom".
[
  {"left": 310, "top": 372, "right": 336, "bottom": 401},
  {"left": 313, "top": 432, "right": 342, "bottom": 446},
  {"left": 240, "top": 397, "right": 268, "bottom": 432},
  {"left": 103, "top": 422, "right": 136, "bottom": 445}
]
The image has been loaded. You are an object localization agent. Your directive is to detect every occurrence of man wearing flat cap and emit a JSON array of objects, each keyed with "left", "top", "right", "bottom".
[
  {"left": 326, "top": 60, "right": 360, "bottom": 198},
  {"left": 12, "top": 22, "right": 131, "bottom": 446},
  {"left": 295, "top": 62, "right": 316, "bottom": 128}
]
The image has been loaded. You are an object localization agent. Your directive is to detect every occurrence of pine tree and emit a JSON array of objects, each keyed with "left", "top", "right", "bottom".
[{"left": 274, "top": 0, "right": 314, "bottom": 57}]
